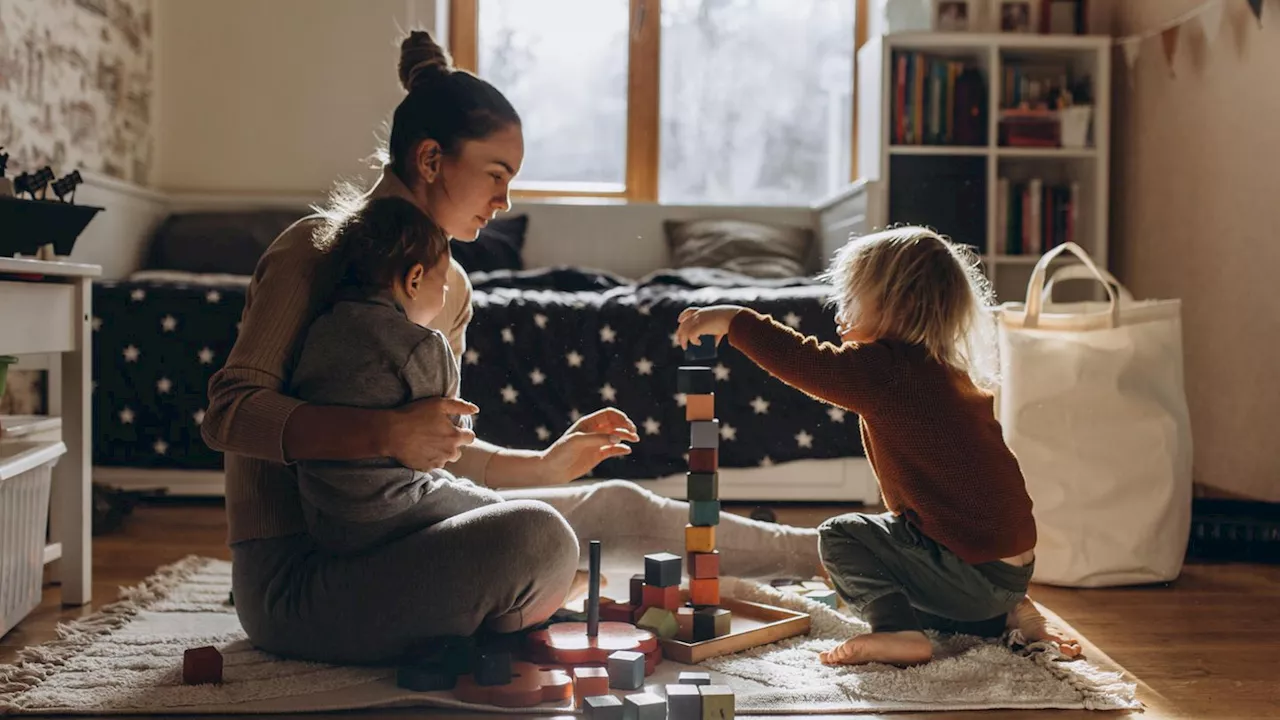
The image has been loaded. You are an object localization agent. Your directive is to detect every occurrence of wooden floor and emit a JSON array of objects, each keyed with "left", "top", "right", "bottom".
[{"left": 3, "top": 501, "right": 1279, "bottom": 720}]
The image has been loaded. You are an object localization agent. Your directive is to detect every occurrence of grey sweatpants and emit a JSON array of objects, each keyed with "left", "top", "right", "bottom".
[
  {"left": 818, "top": 511, "right": 1033, "bottom": 637},
  {"left": 231, "top": 480, "right": 821, "bottom": 665}
]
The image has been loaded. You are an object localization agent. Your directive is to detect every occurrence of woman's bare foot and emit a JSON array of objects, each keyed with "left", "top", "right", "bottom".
[
  {"left": 1008, "top": 596, "right": 1082, "bottom": 658},
  {"left": 819, "top": 631, "right": 933, "bottom": 667}
]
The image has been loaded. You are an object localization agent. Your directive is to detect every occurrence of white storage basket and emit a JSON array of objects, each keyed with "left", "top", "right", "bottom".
[{"left": 1, "top": 439, "right": 66, "bottom": 638}]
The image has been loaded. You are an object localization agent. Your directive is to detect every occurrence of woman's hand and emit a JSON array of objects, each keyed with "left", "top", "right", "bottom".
[
  {"left": 676, "top": 305, "right": 746, "bottom": 350},
  {"left": 537, "top": 408, "right": 640, "bottom": 485},
  {"left": 385, "top": 396, "right": 478, "bottom": 471}
]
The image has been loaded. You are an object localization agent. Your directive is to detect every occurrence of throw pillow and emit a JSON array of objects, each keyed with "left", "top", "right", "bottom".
[
  {"left": 451, "top": 214, "right": 528, "bottom": 273},
  {"left": 146, "top": 210, "right": 307, "bottom": 275},
  {"left": 664, "top": 218, "right": 816, "bottom": 279}
]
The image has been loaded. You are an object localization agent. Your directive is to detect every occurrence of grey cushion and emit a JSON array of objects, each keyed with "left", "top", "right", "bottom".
[
  {"left": 146, "top": 210, "right": 308, "bottom": 275},
  {"left": 664, "top": 218, "right": 816, "bottom": 279}
]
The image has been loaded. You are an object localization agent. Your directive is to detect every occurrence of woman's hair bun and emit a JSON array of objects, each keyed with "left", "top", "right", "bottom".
[{"left": 398, "top": 30, "right": 454, "bottom": 92}]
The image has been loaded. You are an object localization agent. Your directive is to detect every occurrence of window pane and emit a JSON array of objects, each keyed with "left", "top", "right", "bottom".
[
  {"left": 660, "top": 0, "right": 855, "bottom": 205},
  {"left": 478, "top": 0, "right": 629, "bottom": 189}
]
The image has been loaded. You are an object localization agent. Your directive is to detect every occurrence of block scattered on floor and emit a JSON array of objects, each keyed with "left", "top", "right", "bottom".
[
  {"left": 182, "top": 646, "right": 223, "bottom": 685},
  {"left": 608, "top": 649, "right": 646, "bottom": 690}
]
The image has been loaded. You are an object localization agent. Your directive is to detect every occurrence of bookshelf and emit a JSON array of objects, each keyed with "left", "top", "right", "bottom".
[{"left": 855, "top": 32, "right": 1111, "bottom": 303}]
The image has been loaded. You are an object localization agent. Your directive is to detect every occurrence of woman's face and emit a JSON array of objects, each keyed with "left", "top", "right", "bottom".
[{"left": 418, "top": 123, "right": 524, "bottom": 241}]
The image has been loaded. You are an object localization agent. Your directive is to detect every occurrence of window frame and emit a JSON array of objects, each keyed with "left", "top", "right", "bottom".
[{"left": 449, "top": 0, "right": 866, "bottom": 203}]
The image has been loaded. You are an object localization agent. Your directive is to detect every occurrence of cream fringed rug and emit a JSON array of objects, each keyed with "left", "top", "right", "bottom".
[{"left": 0, "top": 557, "right": 1139, "bottom": 715}]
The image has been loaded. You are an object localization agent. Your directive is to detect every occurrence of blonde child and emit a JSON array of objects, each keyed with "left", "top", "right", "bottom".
[{"left": 675, "top": 226, "right": 1080, "bottom": 666}]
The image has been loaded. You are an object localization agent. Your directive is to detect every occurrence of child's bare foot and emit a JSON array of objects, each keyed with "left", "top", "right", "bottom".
[
  {"left": 1008, "top": 596, "right": 1082, "bottom": 658},
  {"left": 819, "top": 631, "right": 933, "bottom": 667}
]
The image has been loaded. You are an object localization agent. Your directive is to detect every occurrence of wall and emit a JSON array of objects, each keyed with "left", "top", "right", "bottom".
[
  {"left": 1110, "top": 0, "right": 1280, "bottom": 501},
  {"left": 154, "top": 0, "right": 441, "bottom": 195},
  {"left": 0, "top": 0, "right": 155, "bottom": 185}
]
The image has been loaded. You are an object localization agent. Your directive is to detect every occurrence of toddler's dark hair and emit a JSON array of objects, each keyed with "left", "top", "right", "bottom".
[{"left": 322, "top": 196, "right": 450, "bottom": 291}]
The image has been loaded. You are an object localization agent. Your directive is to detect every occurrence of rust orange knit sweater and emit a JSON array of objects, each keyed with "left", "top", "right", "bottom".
[{"left": 728, "top": 309, "right": 1037, "bottom": 564}]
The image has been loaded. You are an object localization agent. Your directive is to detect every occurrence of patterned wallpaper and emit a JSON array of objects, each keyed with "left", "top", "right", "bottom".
[{"left": 0, "top": 0, "right": 154, "bottom": 186}]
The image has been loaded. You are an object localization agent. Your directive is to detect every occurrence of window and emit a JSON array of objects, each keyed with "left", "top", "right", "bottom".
[{"left": 450, "top": 0, "right": 862, "bottom": 205}]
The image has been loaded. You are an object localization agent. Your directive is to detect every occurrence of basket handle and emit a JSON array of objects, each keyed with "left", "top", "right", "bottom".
[{"left": 1023, "top": 242, "right": 1120, "bottom": 329}]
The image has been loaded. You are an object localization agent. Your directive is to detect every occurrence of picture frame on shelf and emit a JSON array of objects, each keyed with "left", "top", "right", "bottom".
[
  {"left": 933, "top": 0, "right": 972, "bottom": 31},
  {"left": 1043, "top": 0, "right": 1087, "bottom": 34},
  {"left": 998, "top": 0, "right": 1038, "bottom": 33}
]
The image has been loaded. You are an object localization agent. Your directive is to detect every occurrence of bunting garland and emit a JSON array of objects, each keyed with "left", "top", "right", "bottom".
[{"left": 1114, "top": 0, "right": 1264, "bottom": 76}]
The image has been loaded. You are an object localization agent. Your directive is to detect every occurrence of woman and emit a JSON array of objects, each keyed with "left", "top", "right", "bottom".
[{"left": 202, "top": 30, "right": 821, "bottom": 665}]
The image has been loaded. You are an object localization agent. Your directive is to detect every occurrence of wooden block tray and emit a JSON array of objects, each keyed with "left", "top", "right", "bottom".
[{"left": 658, "top": 598, "right": 810, "bottom": 664}]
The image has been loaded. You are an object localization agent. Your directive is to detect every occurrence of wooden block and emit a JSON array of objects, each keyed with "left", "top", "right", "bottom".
[
  {"left": 678, "top": 671, "right": 711, "bottom": 686},
  {"left": 684, "top": 334, "right": 718, "bottom": 361},
  {"left": 801, "top": 581, "right": 830, "bottom": 591},
  {"left": 686, "top": 472, "right": 718, "bottom": 501},
  {"left": 688, "top": 499, "right": 721, "bottom": 527},
  {"left": 699, "top": 684, "right": 735, "bottom": 719},
  {"left": 677, "top": 366, "right": 715, "bottom": 394},
  {"left": 601, "top": 599, "right": 637, "bottom": 623},
  {"left": 688, "top": 447, "right": 718, "bottom": 473},
  {"left": 415, "top": 635, "right": 475, "bottom": 676},
  {"left": 475, "top": 650, "right": 512, "bottom": 686},
  {"left": 182, "top": 646, "right": 223, "bottom": 685},
  {"left": 608, "top": 650, "right": 646, "bottom": 690},
  {"left": 644, "top": 552, "right": 682, "bottom": 588},
  {"left": 805, "top": 589, "right": 838, "bottom": 608},
  {"left": 624, "top": 691, "right": 667, "bottom": 720},
  {"left": 685, "top": 524, "right": 716, "bottom": 553},
  {"left": 630, "top": 574, "right": 646, "bottom": 607},
  {"left": 675, "top": 607, "right": 695, "bottom": 641},
  {"left": 397, "top": 661, "right": 457, "bottom": 692},
  {"left": 642, "top": 583, "right": 681, "bottom": 611},
  {"left": 693, "top": 608, "right": 732, "bottom": 641},
  {"left": 584, "top": 693, "right": 625, "bottom": 719},
  {"left": 666, "top": 683, "right": 702, "bottom": 720},
  {"left": 573, "top": 667, "right": 611, "bottom": 708},
  {"left": 585, "top": 694, "right": 625, "bottom": 720},
  {"left": 688, "top": 551, "right": 720, "bottom": 579},
  {"left": 637, "top": 607, "right": 679, "bottom": 639},
  {"left": 690, "top": 577, "right": 720, "bottom": 607},
  {"left": 689, "top": 420, "right": 720, "bottom": 449},
  {"left": 685, "top": 393, "right": 715, "bottom": 421}
]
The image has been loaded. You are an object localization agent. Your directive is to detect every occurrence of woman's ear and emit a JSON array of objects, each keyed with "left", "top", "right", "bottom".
[
  {"left": 403, "top": 263, "right": 426, "bottom": 298},
  {"left": 417, "top": 140, "right": 443, "bottom": 184}
]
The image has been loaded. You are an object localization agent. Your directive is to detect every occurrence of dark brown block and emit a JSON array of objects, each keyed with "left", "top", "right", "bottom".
[{"left": 182, "top": 646, "right": 223, "bottom": 685}]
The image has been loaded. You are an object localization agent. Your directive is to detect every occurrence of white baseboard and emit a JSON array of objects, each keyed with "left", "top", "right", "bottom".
[{"left": 93, "top": 456, "right": 878, "bottom": 504}]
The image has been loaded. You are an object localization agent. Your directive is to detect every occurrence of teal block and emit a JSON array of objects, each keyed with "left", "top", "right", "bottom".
[{"left": 689, "top": 499, "right": 721, "bottom": 527}]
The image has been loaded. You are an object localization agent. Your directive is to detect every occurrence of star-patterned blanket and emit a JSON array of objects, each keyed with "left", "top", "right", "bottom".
[{"left": 91, "top": 268, "right": 864, "bottom": 478}]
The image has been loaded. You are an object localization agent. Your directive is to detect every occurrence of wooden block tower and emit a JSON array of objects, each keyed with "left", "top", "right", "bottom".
[{"left": 678, "top": 335, "right": 732, "bottom": 642}]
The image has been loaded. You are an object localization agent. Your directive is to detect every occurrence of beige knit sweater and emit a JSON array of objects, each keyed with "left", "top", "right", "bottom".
[{"left": 201, "top": 169, "right": 494, "bottom": 544}]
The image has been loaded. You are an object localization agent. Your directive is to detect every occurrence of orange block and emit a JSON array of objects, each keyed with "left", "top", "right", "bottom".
[
  {"left": 690, "top": 577, "right": 720, "bottom": 606},
  {"left": 685, "top": 393, "right": 715, "bottom": 421},
  {"left": 685, "top": 524, "right": 716, "bottom": 553},
  {"left": 642, "top": 583, "right": 681, "bottom": 611},
  {"left": 572, "top": 666, "right": 610, "bottom": 707},
  {"left": 688, "top": 551, "right": 720, "bottom": 579}
]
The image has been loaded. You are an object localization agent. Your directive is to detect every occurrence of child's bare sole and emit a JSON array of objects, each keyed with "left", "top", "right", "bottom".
[
  {"left": 819, "top": 631, "right": 933, "bottom": 666},
  {"left": 1009, "top": 596, "right": 1083, "bottom": 658}
]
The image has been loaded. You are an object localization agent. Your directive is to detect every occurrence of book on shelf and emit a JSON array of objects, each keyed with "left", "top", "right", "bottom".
[
  {"left": 892, "top": 51, "right": 985, "bottom": 147},
  {"left": 997, "top": 178, "right": 1078, "bottom": 256}
]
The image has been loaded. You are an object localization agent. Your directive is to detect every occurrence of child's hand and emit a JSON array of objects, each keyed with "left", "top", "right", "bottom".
[{"left": 676, "top": 305, "right": 746, "bottom": 350}]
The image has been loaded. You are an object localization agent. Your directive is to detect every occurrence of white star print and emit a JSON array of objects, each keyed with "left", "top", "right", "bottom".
[
  {"left": 599, "top": 383, "right": 617, "bottom": 402},
  {"left": 713, "top": 363, "right": 731, "bottom": 382},
  {"left": 156, "top": 377, "right": 172, "bottom": 394},
  {"left": 534, "top": 314, "right": 548, "bottom": 329},
  {"left": 750, "top": 396, "right": 771, "bottom": 414},
  {"left": 569, "top": 408, "right": 582, "bottom": 422},
  {"left": 197, "top": 347, "right": 215, "bottom": 365},
  {"left": 670, "top": 332, "right": 681, "bottom": 348},
  {"left": 500, "top": 385, "right": 519, "bottom": 403},
  {"left": 783, "top": 312, "right": 802, "bottom": 329},
  {"left": 206, "top": 290, "right": 222, "bottom": 304},
  {"left": 122, "top": 345, "right": 140, "bottom": 362},
  {"left": 160, "top": 315, "right": 177, "bottom": 332},
  {"left": 674, "top": 393, "right": 688, "bottom": 407},
  {"left": 529, "top": 368, "right": 546, "bottom": 385},
  {"left": 828, "top": 407, "right": 847, "bottom": 423},
  {"left": 91, "top": 316, "right": 102, "bottom": 331},
  {"left": 643, "top": 417, "right": 661, "bottom": 436},
  {"left": 119, "top": 407, "right": 135, "bottom": 424},
  {"left": 566, "top": 351, "right": 584, "bottom": 368},
  {"left": 501, "top": 327, "right": 515, "bottom": 344},
  {"left": 760, "top": 456, "right": 774, "bottom": 467},
  {"left": 193, "top": 409, "right": 206, "bottom": 425},
  {"left": 464, "top": 349, "right": 480, "bottom": 365},
  {"left": 638, "top": 305, "right": 652, "bottom": 316},
  {"left": 635, "top": 358, "right": 653, "bottom": 376},
  {"left": 154, "top": 439, "right": 169, "bottom": 455},
  {"left": 720, "top": 423, "right": 737, "bottom": 441},
  {"left": 535, "top": 426, "right": 550, "bottom": 441},
  {"left": 796, "top": 430, "right": 814, "bottom": 448},
  {"left": 130, "top": 288, "right": 145, "bottom": 302},
  {"left": 599, "top": 325, "right": 617, "bottom": 343}
]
